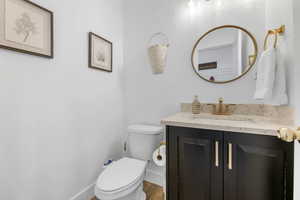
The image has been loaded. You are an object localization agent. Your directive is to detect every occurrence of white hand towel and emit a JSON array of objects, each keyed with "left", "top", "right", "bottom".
[
  {"left": 254, "top": 48, "right": 276, "bottom": 100},
  {"left": 267, "top": 41, "right": 288, "bottom": 105}
]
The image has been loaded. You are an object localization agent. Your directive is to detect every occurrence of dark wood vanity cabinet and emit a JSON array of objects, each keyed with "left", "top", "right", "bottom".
[
  {"left": 167, "top": 126, "right": 223, "bottom": 200},
  {"left": 166, "top": 126, "right": 294, "bottom": 200}
]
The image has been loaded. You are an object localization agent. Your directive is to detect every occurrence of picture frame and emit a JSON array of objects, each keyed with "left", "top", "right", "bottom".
[
  {"left": 0, "top": 0, "right": 53, "bottom": 58},
  {"left": 89, "top": 32, "right": 113, "bottom": 72}
]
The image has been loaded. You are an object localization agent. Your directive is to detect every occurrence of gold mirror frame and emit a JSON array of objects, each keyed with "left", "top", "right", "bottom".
[{"left": 191, "top": 25, "right": 258, "bottom": 84}]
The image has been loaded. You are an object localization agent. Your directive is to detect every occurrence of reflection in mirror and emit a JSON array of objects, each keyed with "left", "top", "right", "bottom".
[{"left": 192, "top": 26, "right": 258, "bottom": 83}]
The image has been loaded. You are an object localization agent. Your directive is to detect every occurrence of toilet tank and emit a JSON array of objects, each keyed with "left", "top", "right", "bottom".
[{"left": 127, "top": 124, "right": 163, "bottom": 161}]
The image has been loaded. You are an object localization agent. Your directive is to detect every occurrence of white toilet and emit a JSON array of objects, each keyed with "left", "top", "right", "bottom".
[{"left": 95, "top": 124, "right": 163, "bottom": 200}]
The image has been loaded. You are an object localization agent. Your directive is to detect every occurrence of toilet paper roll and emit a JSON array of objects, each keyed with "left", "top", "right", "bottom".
[{"left": 152, "top": 145, "right": 166, "bottom": 167}]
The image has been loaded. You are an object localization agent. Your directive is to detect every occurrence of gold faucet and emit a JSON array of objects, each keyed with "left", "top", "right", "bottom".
[{"left": 208, "top": 98, "right": 236, "bottom": 115}]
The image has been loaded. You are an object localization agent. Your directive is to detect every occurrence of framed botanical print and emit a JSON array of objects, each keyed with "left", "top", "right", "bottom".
[
  {"left": 89, "top": 32, "right": 112, "bottom": 72},
  {"left": 0, "top": 0, "right": 53, "bottom": 58}
]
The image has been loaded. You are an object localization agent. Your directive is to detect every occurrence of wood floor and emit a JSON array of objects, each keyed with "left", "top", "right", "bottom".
[
  {"left": 91, "top": 181, "right": 164, "bottom": 200},
  {"left": 143, "top": 181, "right": 164, "bottom": 200}
]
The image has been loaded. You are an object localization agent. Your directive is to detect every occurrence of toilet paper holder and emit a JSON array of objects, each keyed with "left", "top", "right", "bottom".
[
  {"left": 156, "top": 141, "right": 166, "bottom": 161},
  {"left": 159, "top": 141, "right": 166, "bottom": 146}
]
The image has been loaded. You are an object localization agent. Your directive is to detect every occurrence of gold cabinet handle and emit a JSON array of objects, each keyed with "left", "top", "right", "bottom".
[
  {"left": 228, "top": 143, "right": 233, "bottom": 170},
  {"left": 215, "top": 141, "right": 219, "bottom": 167}
]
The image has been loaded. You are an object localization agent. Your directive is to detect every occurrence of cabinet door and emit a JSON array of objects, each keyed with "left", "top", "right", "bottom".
[
  {"left": 167, "top": 126, "right": 223, "bottom": 200},
  {"left": 224, "top": 133, "right": 294, "bottom": 200}
]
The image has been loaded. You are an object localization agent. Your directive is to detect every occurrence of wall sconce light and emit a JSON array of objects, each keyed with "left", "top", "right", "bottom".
[
  {"left": 188, "top": 0, "right": 214, "bottom": 8},
  {"left": 188, "top": 0, "right": 195, "bottom": 8},
  {"left": 188, "top": 0, "right": 215, "bottom": 18}
]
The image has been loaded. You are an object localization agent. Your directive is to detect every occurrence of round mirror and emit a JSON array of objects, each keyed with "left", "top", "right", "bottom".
[{"left": 191, "top": 25, "right": 258, "bottom": 84}]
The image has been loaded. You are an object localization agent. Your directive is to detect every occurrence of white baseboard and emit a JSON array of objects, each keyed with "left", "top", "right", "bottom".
[
  {"left": 145, "top": 168, "right": 163, "bottom": 186},
  {"left": 69, "top": 182, "right": 95, "bottom": 200}
]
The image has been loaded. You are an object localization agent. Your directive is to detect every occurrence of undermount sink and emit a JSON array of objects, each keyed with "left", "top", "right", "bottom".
[{"left": 193, "top": 113, "right": 256, "bottom": 122}]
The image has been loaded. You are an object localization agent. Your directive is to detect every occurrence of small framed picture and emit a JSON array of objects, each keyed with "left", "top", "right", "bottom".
[
  {"left": 89, "top": 32, "right": 113, "bottom": 72},
  {"left": 0, "top": 0, "right": 53, "bottom": 58}
]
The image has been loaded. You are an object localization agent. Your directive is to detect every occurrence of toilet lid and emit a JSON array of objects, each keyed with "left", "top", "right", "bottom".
[
  {"left": 128, "top": 124, "right": 163, "bottom": 135},
  {"left": 97, "top": 157, "right": 147, "bottom": 192}
]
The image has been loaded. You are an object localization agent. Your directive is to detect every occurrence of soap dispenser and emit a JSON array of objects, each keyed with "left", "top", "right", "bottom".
[{"left": 192, "top": 95, "right": 201, "bottom": 114}]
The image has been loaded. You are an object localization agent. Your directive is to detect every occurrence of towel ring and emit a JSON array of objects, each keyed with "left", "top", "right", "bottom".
[
  {"left": 263, "top": 25, "right": 285, "bottom": 50},
  {"left": 264, "top": 30, "right": 278, "bottom": 50}
]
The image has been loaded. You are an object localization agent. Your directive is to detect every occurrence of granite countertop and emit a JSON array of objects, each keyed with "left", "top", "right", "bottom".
[{"left": 161, "top": 112, "right": 295, "bottom": 137}]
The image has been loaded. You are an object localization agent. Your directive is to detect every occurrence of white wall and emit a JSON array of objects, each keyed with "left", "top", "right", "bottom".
[
  {"left": 293, "top": 0, "right": 300, "bottom": 198},
  {"left": 124, "top": 0, "right": 294, "bottom": 124},
  {"left": 293, "top": 0, "right": 300, "bottom": 119},
  {"left": 0, "top": 0, "right": 124, "bottom": 199}
]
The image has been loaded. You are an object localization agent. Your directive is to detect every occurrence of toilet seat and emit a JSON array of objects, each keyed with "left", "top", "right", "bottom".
[{"left": 95, "top": 157, "right": 147, "bottom": 200}]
